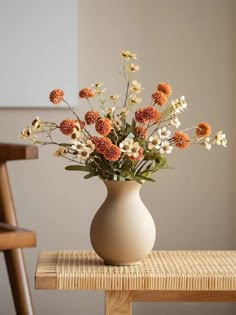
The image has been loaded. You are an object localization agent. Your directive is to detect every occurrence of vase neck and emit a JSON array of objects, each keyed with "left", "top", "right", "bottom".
[{"left": 103, "top": 180, "right": 142, "bottom": 196}]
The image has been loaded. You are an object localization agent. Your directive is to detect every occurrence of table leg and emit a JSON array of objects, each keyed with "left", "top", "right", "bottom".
[{"left": 105, "top": 291, "right": 132, "bottom": 315}]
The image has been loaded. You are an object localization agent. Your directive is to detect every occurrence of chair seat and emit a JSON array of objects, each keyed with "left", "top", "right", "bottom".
[{"left": 0, "top": 222, "right": 36, "bottom": 251}]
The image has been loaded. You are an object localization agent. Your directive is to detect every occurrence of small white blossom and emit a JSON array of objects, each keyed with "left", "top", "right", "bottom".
[
  {"left": 171, "top": 96, "right": 187, "bottom": 113},
  {"left": 159, "top": 141, "right": 173, "bottom": 154},
  {"left": 85, "top": 140, "right": 95, "bottom": 152},
  {"left": 103, "top": 106, "right": 116, "bottom": 115},
  {"left": 204, "top": 137, "right": 212, "bottom": 151},
  {"left": 91, "top": 82, "right": 104, "bottom": 89},
  {"left": 91, "top": 82, "right": 106, "bottom": 95},
  {"left": 158, "top": 127, "right": 171, "bottom": 139},
  {"left": 72, "top": 140, "right": 85, "bottom": 151},
  {"left": 129, "top": 63, "right": 140, "bottom": 72},
  {"left": 128, "top": 96, "right": 142, "bottom": 106},
  {"left": 119, "top": 138, "right": 134, "bottom": 152},
  {"left": 70, "top": 127, "right": 81, "bottom": 141},
  {"left": 148, "top": 135, "right": 162, "bottom": 150},
  {"left": 121, "top": 50, "right": 137, "bottom": 60},
  {"left": 53, "top": 147, "right": 68, "bottom": 157},
  {"left": 31, "top": 116, "right": 42, "bottom": 130},
  {"left": 109, "top": 95, "right": 120, "bottom": 101},
  {"left": 170, "top": 116, "right": 181, "bottom": 128},
  {"left": 77, "top": 148, "right": 91, "bottom": 160},
  {"left": 213, "top": 131, "right": 227, "bottom": 147},
  {"left": 19, "top": 127, "right": 32, "bottom": 139},
  {"left": 129, "top": 81, "right": 142, "bottom": 94},
  {"left": 127, "top": 141, "right": 141, "bottom": 158}
]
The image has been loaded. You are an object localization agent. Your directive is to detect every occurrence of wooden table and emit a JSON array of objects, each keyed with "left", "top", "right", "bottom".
[{"left": 35, "top": 250, "right": 236, "bottom": 314}]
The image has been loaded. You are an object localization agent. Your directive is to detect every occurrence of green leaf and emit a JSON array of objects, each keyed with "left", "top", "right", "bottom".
[
  {"left": 131, "top": 118, "right": 136, "bottom": 129},
  {"left": 127, "top": 171, "right": 143, "bottom": 184},
  {"left": 138, "top": 175, "right": 156, "bottom": 182},
  {"left": 84, "top": 173, "right": 97, "bottom": 179},
  {"left": 65, "top": 165, "right": 90, "bottom": 172}
]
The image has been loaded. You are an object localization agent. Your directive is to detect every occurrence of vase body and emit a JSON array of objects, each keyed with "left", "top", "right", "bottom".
[{"left": 90, "top": 180, "right": 156, "bottom": 265}]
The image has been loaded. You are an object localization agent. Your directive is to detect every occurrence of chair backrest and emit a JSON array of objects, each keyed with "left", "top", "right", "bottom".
[{"left": 0, "top": 143, "right": 38, "bottom": 162}]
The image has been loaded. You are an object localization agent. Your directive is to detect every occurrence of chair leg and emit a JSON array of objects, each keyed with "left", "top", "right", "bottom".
[
  {"left": 4, "top": 249, "right": 34, "bottom": 315},
  {"left": 0, "top": 162, "right": 34, "bottom": 315}
]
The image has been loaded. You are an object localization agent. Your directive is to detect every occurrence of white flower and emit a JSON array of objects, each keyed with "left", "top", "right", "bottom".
[
  {"left": 121, "top": 50, "right": 137, "bottom": 60},
  {"left": 129, "top": 80, "right": 142, "bottom": 94},
  {"left": 159, "top": 141, "right": 173, "bottom": 154},
  {"left": 171, "top": 96, "right": 187, "bottom": 113},
  {"left": 91, "top": 82, "right": 106, "bottom": 95},
  {"left": 85, "top": 140, "right": 95, "bottom": 152},
  {"left": 70, "top": 127, "right": 81, "bottom": 141},
  {"left": 77, "top": 148, "right": 91, "bottom": 160},
  {"left": 109, "top": 95, "right": 120, "bottom": 101},
  {"left": 204, "top": 137, "right": 212, "bottom": 151},
  {"left": 19, "top": 127, "right": 32, "bottom": 139},
  {"left": 53, "top": 147, "right": 68, "bottom": 157},
  {"left": 148, "top": 135, "right": 162, "bottom": 150},
  {"left": 129, "top": 63, "right": 140, "bottom": 72},
  {"left": 72, "top": 140, "right": 85, "bottom": 151},
  {"left": 213, "top": 131, "right": 227, "bottom": 147},
  {"left": 31, "top": 116, "right": 42, "bottom": 130},
  {"left": 127, "top": 141, "right": 141, "bottom": 158},
  {"left": 119, "top": 138, "right": 134, "bottom": 152},
  {"left": 91, "top": 82, "right": 104, "bottom": 89},
  {"left": 103, "top": 106, "right": 116, "bottom": 115},
  {"left": 158, "top": 127, "right": 171, "bottom": 139},
  {"left": 170, "top": 116, "right": 181, "bottom": 128},
  {"left": 128, "top": 96, "right": 142, "bottom": 106}
]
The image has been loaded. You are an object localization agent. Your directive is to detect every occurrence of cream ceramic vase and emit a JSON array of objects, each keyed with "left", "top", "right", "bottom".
[{"left": 90, "top": 180, "right": 156, "bottom": 265}]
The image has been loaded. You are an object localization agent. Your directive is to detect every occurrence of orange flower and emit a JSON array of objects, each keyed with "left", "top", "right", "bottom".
[
  {"left": 79, "top": 88, "right": 95, "bottom": 98},
  {"left": 128, "top": 147, "right": 143, "bottom": 161},
  {"left": 152, "top": 91, "right": 167, "bottom": 106},
  {"left": 135, "top": 106, "right": 160, "bottom": 124},
  {"left": 95, "top": 118, "right": 112, "bottom": 136},
  {"left": 49, "top": 89, "right": 64, "bottom": 105},
  {"left": 60, "top": 119, "right": 76, "bottom": 136},
  {"left": 91, "top": 137, "right": 112, "bottom": 154},
  {"left": 104, "top": 144, "right": 121, "bottom": 161},
  {"left": 85, "top": 110, "right": 100, "bottom": 125},
  {"left": 174, "top": 132, "right": 190, "bottom": 149},
  {"left": 157, "top": 83, "right": 172, "bottom": 97},
  {"left": 196, "top": 122, "right": 211, "bottom": 138},
  {"left": 134, "top": 126, "right": 148, "bottom": 139}
]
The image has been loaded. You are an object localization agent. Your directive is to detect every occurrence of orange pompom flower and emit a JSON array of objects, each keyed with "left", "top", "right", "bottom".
[
  {"left": 104, "top": 144, "right": 121, "bottom": 161},
  {"left": 60, "top": 119, "right": 76, "bottom": 136},
  {"left": 134, "top": 126, "right": 148, "bottom": 139},
  {"left": 174, "top": 131, "right": 190, "bottom": 149},
  {"left": 95, "top": 118, "right": 112, "bottom": 136},
  {"left": 91, "top": 136, "right": 112, "bottom": 154},
  {"left": 196, "top": 122, "right": 211, "bottom": 138},
  {"left": 85, "top": 110, "right": 100, "bottom": 125},
  {"left": 157, "top": 83, "right": 172, "bottom": 97},
  {"left": 49, "top": 89, "right": 64, "bottom": 105},
  {"left": 152, "top": 91, "right": 167, "bottom": 106},
  {"left": 135, "top": 106, "right": 160, "bottom": 124},
  {"left": 79, "top": 88, "right": 95, "bottom": 98}
]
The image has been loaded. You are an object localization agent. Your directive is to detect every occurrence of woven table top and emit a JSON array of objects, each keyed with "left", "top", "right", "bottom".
[{"left": 35, "top": 250, "right": 236, "bottom": 291}]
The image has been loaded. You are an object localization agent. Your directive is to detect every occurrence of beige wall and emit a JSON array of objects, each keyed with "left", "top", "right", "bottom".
[{"left": 0, "top": 0, "right": 235, "bottom": 314}]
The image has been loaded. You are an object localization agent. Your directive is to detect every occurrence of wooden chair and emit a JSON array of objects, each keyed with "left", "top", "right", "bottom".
[{"left": 0, "top": 143, "right": 38, "bottom": 315}]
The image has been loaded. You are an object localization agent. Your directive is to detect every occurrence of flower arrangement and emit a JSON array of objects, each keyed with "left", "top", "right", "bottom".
[{"left": 20, "top": 50, "right": 227, "bottom": 184}]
